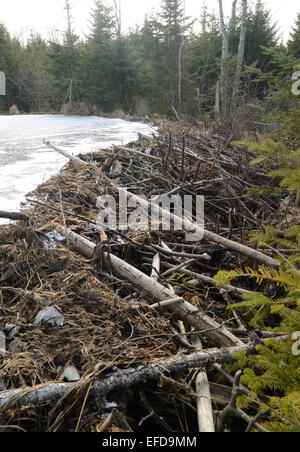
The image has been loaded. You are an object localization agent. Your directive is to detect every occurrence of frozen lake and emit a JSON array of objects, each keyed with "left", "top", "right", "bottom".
[{"left": 0, "top": 114, "right": 151, "bottom": 213}]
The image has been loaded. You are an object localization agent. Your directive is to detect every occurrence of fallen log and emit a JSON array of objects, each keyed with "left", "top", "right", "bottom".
[
  {"left": 57, "top": 227, "right": 244, "bottom": 348},
  {"left": 43, "top": 140, "right": 84, "bottom": 165},
  {"left": 0, "top": 211, "right": 30, "bottom": 222},
  {"left": 0, "top": 344, "right": 255, "bottom": 411}
]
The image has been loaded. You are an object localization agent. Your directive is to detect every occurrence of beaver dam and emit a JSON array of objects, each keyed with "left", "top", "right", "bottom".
[{"left": 0, "top": 121, "right": 297, "bottom": 432}]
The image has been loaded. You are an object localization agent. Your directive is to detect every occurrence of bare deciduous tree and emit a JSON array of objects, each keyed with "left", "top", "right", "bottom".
[
  {"left": 217, "top": 0, "right": 248, "bottom": 119},
  {"left": 113, "top": 0, "right": 122, "bottom": 39},
  {"left": 232, "top": 0, "right": 248, "bottom": 105},
  {"left": 218, "top": 0, "right": 238, "bottom": 118}
]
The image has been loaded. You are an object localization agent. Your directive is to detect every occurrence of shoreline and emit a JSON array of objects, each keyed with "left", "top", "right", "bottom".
[{"left": 0, "top": 110, "right": 148, "bottom": 123}]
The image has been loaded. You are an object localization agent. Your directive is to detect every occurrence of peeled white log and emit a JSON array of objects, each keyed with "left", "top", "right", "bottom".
[
  {"left": 43, "top": 140, "right": 83, "bottom": 164},
  {"left": 57, "top": 227, "right": 244, "bottom": 348}
]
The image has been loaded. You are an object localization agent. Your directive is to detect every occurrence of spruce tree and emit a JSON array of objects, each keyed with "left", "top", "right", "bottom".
[
  {"left": 288, "top": 12, "right": 300, "bottom": 58},
  {"left": 136, "top": 15, "right": 168, "bottom": 112},
  {"left": 0, "top": 24, "right": 11, "bottom": 109},
  {"left": 49, "top": 0, "right": 80, "bottom": 107},
  {"left": 214, "top": 227, "right": 300, "bottom": 432},
  {"left": 185, "top": 8, "right": 221, "bottom": 114},
  {"left": 0, "top": 24, "right": 22, "bottom": 111},
  {"left": 15, "top": 33, "right": 55, "bottom": 112},
  {"left": 244, "top": 0, "right": 278, "bottom": 69},
  {"left": 156, "top": 0, "right": 192, "bottom": 112},
  {"left": 79, "top": 0, "right": 117, "bottom": 110}
]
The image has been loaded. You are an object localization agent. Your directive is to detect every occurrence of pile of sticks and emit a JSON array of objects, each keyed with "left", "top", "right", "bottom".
[{"left": 0, "top": 126, "right": 283, "bottom": 432}]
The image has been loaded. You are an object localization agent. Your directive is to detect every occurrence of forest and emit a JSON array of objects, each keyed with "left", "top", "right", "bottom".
[
  {"left": 0, "top": 0, "right": 299, "bottom": 435},
  {"left": 0, "top": 0, "right": 298, "bottom": 117}
]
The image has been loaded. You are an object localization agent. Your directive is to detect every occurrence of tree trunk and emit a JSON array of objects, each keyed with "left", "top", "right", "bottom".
[
  {"left": 218, "top": 0, "right": 238, "bottom": 119},
  {"left": 178, "top": 38, "right": 184, "bottom": 112},
  {"left": 214, "top": 81, "right": 221, "bottom": 121},
  {"left": 0, "top": 344, "right": 254, "bottom": 411},
  {"left": 232, "top": 0, "right": 248, "bottom": 107}
]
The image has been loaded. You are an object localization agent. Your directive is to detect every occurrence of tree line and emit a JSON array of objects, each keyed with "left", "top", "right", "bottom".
[{"left": 0, "top": 0, "right": 299, "bottom": 118}]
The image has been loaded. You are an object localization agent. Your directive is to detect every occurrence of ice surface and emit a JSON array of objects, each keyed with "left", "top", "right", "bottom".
[{"left": 0, "top": 115, "right": 152, "bottom": 220}]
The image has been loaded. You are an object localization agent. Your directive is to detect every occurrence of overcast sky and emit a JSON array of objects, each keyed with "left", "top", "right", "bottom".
[{"left": 0, "top": 0, "right": 298, "bottom": 42}]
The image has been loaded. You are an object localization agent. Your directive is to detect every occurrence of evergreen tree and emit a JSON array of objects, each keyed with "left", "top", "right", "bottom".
[
  {"left": 110, "top": 37, "right": 137, "bottom": 111},
  {"left": 133, "top": 15, "right": 168, "bottom": 112},
  {"left": 0, "top": 0, "right": 288, "bottom": 116},
  {"left": 231, "top": 0, "right": 279, "bottom": 101},
  {"left": 156, "top": 0, "right": 192, "bottom": 112},
  {"left": 14, "top": 33, "right": 55, "bottom": 112},
  {"left": 63, "top": 0, "right": 80, "bottom": 84},
  {"left": 288, "top": 12, "right": 300, "bottom": 59},
  {"left": 244, "top": 0, "right": 278, "bottom": 69},
  {"left": 215, "top": 227, "right": 300, "bottom": 432},
  {"left": 235, "top": 48, "right": 300, "bottom": 202},
  {"left": 0, "top": 24, "right": 11, "bottom": 76},
  {"left": 78, "top": 0, "right": 117, "bottom": 110},
  {"left": 184, "top": 8, "right": 221, "bottom": 114},
  {"left": 0, "top": 24, "right": 19, "bottom": 110},
  {"left": 49, "top": 0, "right": 80, "bottom": 107}
]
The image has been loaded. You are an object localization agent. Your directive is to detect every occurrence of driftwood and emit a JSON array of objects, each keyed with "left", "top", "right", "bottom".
[
  {"left": 57, "top": 227, "right": 245, "bottom": 348},
  {"left": 44, "top": 141, "right": 280, "bottom": 268},
  {"left": 0, "top": 344, "right": 254, "bottom": 411}
]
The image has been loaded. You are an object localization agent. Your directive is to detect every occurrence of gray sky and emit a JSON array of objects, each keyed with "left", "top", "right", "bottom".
[{"left": 0, "top": 0, "right": 298, "bottom": 42}]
